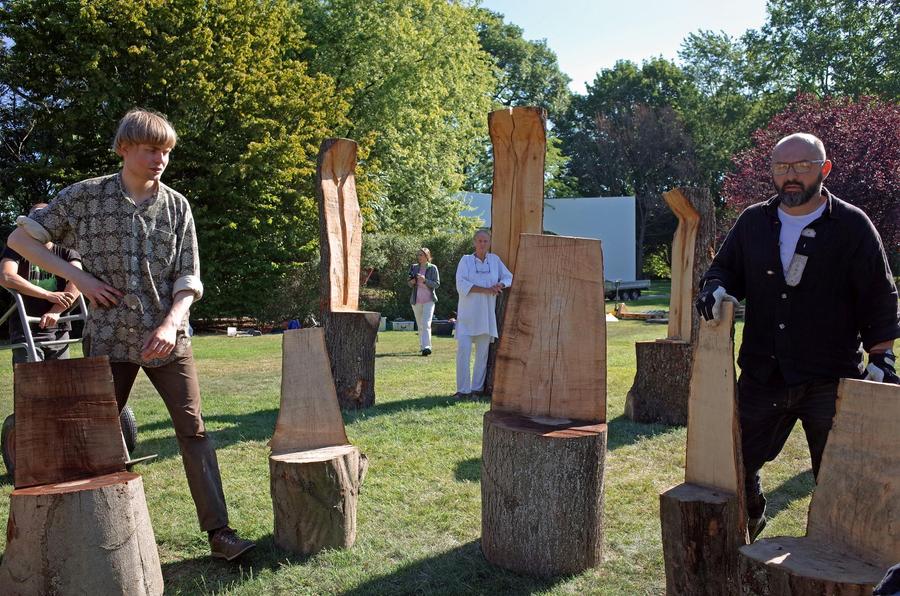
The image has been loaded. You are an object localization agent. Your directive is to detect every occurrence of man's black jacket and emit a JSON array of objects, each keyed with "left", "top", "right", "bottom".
[{"left": 702, "top": 190, "right": 900, "bottom": 385}]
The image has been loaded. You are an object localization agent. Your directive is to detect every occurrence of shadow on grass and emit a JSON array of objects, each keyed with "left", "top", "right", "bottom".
[
  {"left": 606, "top": 413, "right": 681, "bottom": 451},
  {"left": 131, "top": 391, "right": 470, "bottom": 462},
  {"left": 455, "top": 457, "right": 480, "bottom": 482},
  {"left": 160, "top": 533, "right": 312, "bottom": 593},
  {"left": 339, "top": 540, "right": 561, "bottom": 596},
  {"left": 765, "top": 468, "right": 814, "bottom": 520}
]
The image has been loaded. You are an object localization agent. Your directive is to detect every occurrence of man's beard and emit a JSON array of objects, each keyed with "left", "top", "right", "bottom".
[{"left": 775, "top": 174, "right": 822, "bottom": 207}]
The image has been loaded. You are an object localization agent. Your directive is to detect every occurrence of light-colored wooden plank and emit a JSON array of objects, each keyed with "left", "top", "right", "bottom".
[
  {"left": 317, "top": 138, "right": 362, "bottom": 312},
  {"left": 270, "top": 328, "right": 348, "bottom": 454},
  {"left": 14, "top": 356, "right": 125, "bottom": 488},
  {"left": 664, "top": 188, "right": 700, "bottom": 341},
  {"left": 489, "top": 107, "right": 546, "bottom": 275},
  {"left": 806, "top": 378, "right": 899, "bottom": 566},
  {"left": 492, "top": 234, "right": 606, "bottom": 423},
  {"left": 684, "top": 302, "right": 741, "bottom": 494}
]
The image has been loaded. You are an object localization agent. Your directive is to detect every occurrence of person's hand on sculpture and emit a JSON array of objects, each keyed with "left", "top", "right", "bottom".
[{"left": 695, "top": 280, "right": 739, "bottom": 322}]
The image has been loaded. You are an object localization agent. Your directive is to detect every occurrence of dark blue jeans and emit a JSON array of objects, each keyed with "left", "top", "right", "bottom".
[{"left": 737, "top": 373, "right": 838, "bottom": 519}]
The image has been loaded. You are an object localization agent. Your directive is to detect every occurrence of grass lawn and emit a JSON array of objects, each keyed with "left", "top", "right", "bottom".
[{"left": 0, "top": 301, "right": 816, "bottom": 595}]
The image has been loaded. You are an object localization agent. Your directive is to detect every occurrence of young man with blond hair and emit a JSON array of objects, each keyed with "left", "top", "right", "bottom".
[{"left": 8, "top": 108, "right": 255, "bottom": 561}]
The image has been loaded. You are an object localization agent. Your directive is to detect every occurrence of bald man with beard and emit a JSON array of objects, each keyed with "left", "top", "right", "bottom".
[{"left": 695, "top": 133, "right": 899, "bottom": 541}]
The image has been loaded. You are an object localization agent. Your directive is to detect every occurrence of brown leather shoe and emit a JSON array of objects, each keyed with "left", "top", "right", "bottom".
[{"left": 209, "top": 527, "right": 255, "bottom": 561}]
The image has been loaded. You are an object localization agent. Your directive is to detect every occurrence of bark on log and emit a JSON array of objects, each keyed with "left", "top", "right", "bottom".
[
  {"left": 660, "top": 483, "right": 745, "bottom": 596},
  {"left": 740, "top": 537, "right": 886, "bottom": 595},
  {"left": 481, "top": 410, "right": 606, "bottom": 577},
  {"left": 624, "top": 340, "right": 693, "bottom": 425},
  {"left": 0, "top": 471, "right": 163, "bottom": 596},
  {"left": 624, "top": 188, "right": 715, "bottom": 426},
  {"left": 324, "top": 310, "right": 380, "bottom": 410},
  {"left": 269, "top": 444, "right": 368, "bottom": 555}
]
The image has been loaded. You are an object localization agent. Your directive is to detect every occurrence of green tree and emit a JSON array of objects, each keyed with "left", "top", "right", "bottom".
[
  {"left": 464, "top": 8, "right": 574, "bottom": 196},
  {"left": 297, "top": 0, "right": 495, "bottom": 232},
  {"left": 0, "top": 0, "right": 344, "bottom": 321},
  {"left": 743, "top": 0, "right": 899, "bottom": 99}
]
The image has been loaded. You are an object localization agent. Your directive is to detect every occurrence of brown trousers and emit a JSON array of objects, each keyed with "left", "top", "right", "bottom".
[{"left": 110, "top": 348, "right": 228, "bottom": 532}]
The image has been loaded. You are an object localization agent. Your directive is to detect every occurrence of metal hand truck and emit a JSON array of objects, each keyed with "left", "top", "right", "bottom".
[{"left": 0, "top": 290, "right": 138, "bottom": 475}]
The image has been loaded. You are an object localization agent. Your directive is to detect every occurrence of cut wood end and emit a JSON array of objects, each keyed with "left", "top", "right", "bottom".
[{"left": 270, "top": 444, "right": 358, "bottom": 463}]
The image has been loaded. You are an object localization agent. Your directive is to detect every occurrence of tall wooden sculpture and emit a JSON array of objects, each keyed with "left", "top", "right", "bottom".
[
  {"left": 483, "top": 107, "right": 546, "bottom": 395},
  {"left": 482, "top": 234, "right": 606, "bottom": 578},
  {"left": 269, "top": 328, "right": 368, "bottom": 555},
  {"left": 624, "top": 187, "right": 715, "bottom": 425},
  {"left": 659, "top": 302, "right": 747, "bottom": 596},
  {"left": 0, "top": 357, "right": 163, "bottom": 595},
  {"left": 740, "top": 379, "right": 899, "bottom": 594},
  {"left": 317, "top": 138, "right": 380, "bottom": 409}
]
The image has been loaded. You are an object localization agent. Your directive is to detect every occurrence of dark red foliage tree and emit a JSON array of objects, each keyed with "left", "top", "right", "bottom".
[{"left": 722, "top": 95, "right": 900, "bottom": 252}]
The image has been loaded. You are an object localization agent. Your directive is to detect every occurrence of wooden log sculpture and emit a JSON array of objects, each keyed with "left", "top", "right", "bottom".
[
  {"left": 660, "top": 302, "right": 747, "bottom": 596},
  {"left": 740, "top": 379, "right": 900, "bottom": 594},
  {"left": 483, "top": 106, "right": 546, "bottom": 396},
  {"left": 13, "top": 356, "right": 125, "bottom": 488},
  {"left": 624, "top": 187, "right": 715, "bottom": 425},
  {"left": 316, "top": 137, "right": 380, "bottom": 409},
  {"left": 482, "top": 234, "right": 606, "bottom": 578},
  {"left": 0, "top": 472, "right": 164, "bottom": 595},
  {"left": 269, "top": 328, "right": 368, "bottom": 555},
  {"left": 0, "top": 357, "right": 163, "bottom": 595}
]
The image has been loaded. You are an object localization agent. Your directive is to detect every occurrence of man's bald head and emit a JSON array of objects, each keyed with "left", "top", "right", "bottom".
[
  {"left": 770, "top": 132, "right": 832, "bottom": 210},
  {"left": 772, "top": 133, "right": 827, "bottom": 163}
]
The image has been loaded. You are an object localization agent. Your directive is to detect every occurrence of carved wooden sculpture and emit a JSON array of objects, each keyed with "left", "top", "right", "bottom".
[
  {"left": 483, "top": 107, "right": 546, "bottom": 396},
  {"left": 625, "top": 187, "right": 715, "bottom": 425},
  {"left": 269, "top": 328, "right": 368, "bottom": 555},
  {"left": 316, "top": 138, "right": 380, "bottom": 409},
  {"left": 740, "top": 379, "right": 899, "bottom": 595},
  {"left": 482, "top": 234, "right": 606, "bottom": 578},
  {"left": 660, "top": 302, "right": 747, "bottom": 596},
  {"left": 0, "top": 357, "right": 163, "bottom": 595}
]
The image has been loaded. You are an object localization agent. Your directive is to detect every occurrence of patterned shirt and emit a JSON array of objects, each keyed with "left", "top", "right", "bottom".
[{"left": 16, "top": 173, "right": 203, "bottom": 366}]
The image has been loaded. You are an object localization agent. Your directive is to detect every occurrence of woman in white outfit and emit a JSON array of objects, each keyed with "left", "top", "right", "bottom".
[
  {"left": 454, "top": 230, "right": 512, "bottom": 398},
  {"left": 408, "top": 247, "right": 440, "bottom": 356}
]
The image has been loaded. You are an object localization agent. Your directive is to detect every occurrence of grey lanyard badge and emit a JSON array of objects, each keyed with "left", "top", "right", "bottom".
[{"left": 784, "top": 227, "right": 817, "bottom": 287}]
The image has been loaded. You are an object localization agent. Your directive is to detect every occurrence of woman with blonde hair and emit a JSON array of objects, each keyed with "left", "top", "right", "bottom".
[{"left": 408, "top": 247, "right": 440, "bottom": 356}]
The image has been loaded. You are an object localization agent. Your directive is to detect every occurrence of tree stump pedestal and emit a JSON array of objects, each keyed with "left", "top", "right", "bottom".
[
  {"left": 270, "top": 444, "right": 368, "bottom": 555},
  {"left": 481, "top": 410, "right": 607, "bottom": 577},
  {"left": 324, "top": 311, "right": 380, "bottom": 410},
  {"left": 624, "top": 339, "right": 692, "bottom": 425},
  {"left": 660, "top": 483, "right": 745, "bottom": 596},
  {"left": 0, "top": 471, "right": 163, "bottom": 596},
  {"left": 740, "top": 538, "right": 886, "bottom": 595}
]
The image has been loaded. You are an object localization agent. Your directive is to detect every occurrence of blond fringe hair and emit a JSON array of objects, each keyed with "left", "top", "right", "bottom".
[{"left": 113, "top": 108, "right": 177, "bottom": 152}]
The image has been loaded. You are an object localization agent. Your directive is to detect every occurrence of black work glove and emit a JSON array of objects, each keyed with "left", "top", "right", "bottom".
[
  {"left": 874, "top": 562, "right": 900, "bottom": 595},
  {"left": 864, "top": 349, "right": 899, "bottom": 384},
  {"left": 695, "top": 280, "right": 738, "bottom": 322}
]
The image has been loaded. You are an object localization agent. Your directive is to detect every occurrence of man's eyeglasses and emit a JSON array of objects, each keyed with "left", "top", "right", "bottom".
[{"left": 771, "top": 160, "right": 826, "bottom": 176}]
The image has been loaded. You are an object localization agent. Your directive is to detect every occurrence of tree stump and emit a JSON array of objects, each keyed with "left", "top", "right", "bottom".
[
  {"left": 0, "top": 471, "right": 163, "bottom": 596},
  {"left": 481, "top": 410, "right": 607, "bottom": 577},
  {"left": 740, "top": 538, "right": 887, "bottom": 595},
  {"left": 660, "top": 483, "right": 744, "bottom": 596},
  {"left": 624, "top": 339, "right": 693, "bottom": 425},
  {"left": 269, "top": 444, "right": 368, "bottom": 555},
  {"left": 323, "top": 310, "right": 380, "bottom": 410},
  {"left": 625, "top": 188, "right": 715, "bottom": 426}
]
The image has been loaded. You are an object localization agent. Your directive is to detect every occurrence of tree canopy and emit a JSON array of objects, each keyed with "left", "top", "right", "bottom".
[{"left": 0, "top": 0, "right": 347, "bottom": 321}]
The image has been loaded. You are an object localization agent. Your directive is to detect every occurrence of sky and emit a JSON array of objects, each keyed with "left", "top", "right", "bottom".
[{"left": 479, "top": 0, "right": 770, "bottom": 94}]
